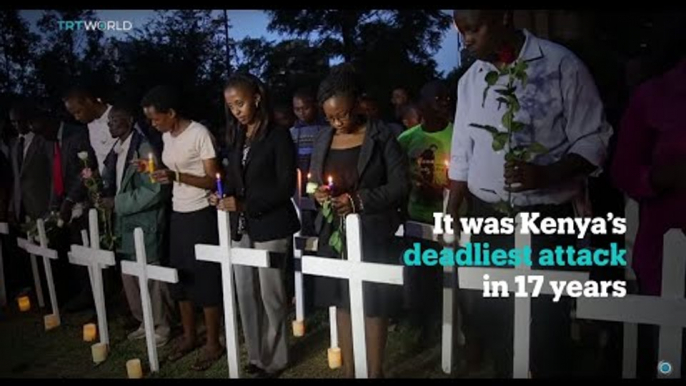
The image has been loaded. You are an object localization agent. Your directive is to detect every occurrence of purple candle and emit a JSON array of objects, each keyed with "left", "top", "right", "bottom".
[{"left": 216, "top": 173, "right": 224, "bottom": 197}]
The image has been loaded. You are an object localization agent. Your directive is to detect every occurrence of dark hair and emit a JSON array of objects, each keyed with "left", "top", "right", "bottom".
[
  {"left": 140, "top": 85, "right": 185, "bottom": 117},
  {"left": 223, "top": 72, "right": 272, "bottom": 148},
  {"left": 399, "top": 102, "right": 420, "bottom": 118},
  {"left": 10, "top": 98, "right": 37, "bottom": 118},
  {"left": 110, "top": 98, "right": 137, "bottom": 118},
  {"left": 317, "top": 63, "right": 363, "bottom": 106},
  {"left": 419, "top": 80, "right": 449, "bottom": 102},
  {"left": 62, "top": 84, "right": 100, "bottom": 103},
  {"left": 293, "top": 86, "right": 316, "bottom": 103}
]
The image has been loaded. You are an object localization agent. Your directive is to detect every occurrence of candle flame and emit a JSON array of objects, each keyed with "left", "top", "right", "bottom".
[
  {"left": 328, "top": 176, "right": 333, "bottom": 185},
  {"left": 307, "top": 173, "right": 311, "bottom": 180},
  {"left": 215, "top": 172, "right": 221, "bottom": 179},
  {"left": 444, "top": 159, "right": 450, "bottom": 167}
]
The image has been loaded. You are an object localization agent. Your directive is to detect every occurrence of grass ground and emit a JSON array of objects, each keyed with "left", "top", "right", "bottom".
[{"left": 0, "top": 299, "right": 457, "bottom": 379}]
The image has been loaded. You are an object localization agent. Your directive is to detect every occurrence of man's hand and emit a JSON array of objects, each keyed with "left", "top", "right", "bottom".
[
  {"left": 152, "top": 169, "right": 174, "bottom": 184},
  {"left": 217, "top": 196, "right": 243, "bottom": 212},
  {"left": 313, "top": 186, "right": 331, "bottom": 206},
  {"left": 331, "top": 194, "right": 353, "bottom": 217},
  {"left": 98, "top": 197, "right": 115, "bottom": 211},
  {"left": 503, "top": 160, "right": 552, "bottom": 192},
  {"left": 59, "top": 200, "right": 75, "bottom": 223}
]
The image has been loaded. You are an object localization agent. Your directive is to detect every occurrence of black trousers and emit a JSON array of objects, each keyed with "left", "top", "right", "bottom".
[{"left": 460, "top": 194, "right": 578, "bottom": 378}]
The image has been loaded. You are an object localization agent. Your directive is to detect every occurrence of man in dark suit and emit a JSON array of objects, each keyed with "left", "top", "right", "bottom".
[
  {"left": 30, "top": 108, "right": 99, "bottom": 309},
  {"left": 6, "top": 100, "right": 52, "bottom": 300},
  {"left": 9, "top": 101, "right": 52, "bottom": 224}
]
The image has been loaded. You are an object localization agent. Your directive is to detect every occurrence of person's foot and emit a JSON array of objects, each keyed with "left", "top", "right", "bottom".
[
  {"left": 155, "top": 332, "right": 170, "bottom": 347},
  {"left": 166, "top": 338, "right": 199, "bottom": 362},
  {"left": 256, "top": 368, "right": 284, "bottom": 379},
  {"left": 191, "top": 344, "right": 225, "bottom": 371},
  {"left": 244, "top": 363, "right": 262, "bottom": 375},
  {"left": 127, "top": 325, "right": 146, "bottom": 341}
]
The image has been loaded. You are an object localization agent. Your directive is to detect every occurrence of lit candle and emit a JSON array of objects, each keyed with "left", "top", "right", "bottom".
[
  {"left": 307, "top": 173, "right": 311, "bottom": 180},
  {"left": 215, "top": 173, "right": 224, "bottom": 198},
  {"left": 83, "top": 323, "right": 97, "bottom": 342},
  {"left": 91, "top": 342, "right": 108, "bottom": 364},
  {"left": 292, "top": 320, "right": 305, "bottom": 337},
  {"left": 126, "top": 359, "right": 143, "bottom": 379},
  {"left": 327, "top": 175, "right": 334, "bottom": 190},
  {"left": 327, "top": 347, "right": 342, "bottom": 369},
  {"left": 17, "top": 296, "right": 30, "bottom": 312},
  {"left": 44, "top": 314, "right": 60, "bottom": 331},
  {"left": 147, "top": 153, "right": 155, "bottom": 182}
]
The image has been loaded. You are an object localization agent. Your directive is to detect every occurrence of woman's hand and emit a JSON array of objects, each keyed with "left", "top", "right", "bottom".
[
  {"left": 217, "top": 196, "right": 242, "bottom": 212},
  {"left": 208, "top": 192, "right": 220, "bottom": 207},
  {"left": 313, "top": 185, "right": 331, "bottom": 206},
  {"left": 331, "top": 194, "right": 353, "bottom": 217},
  {"left": 151, "top": 169, "right": 174, "bottom": 184}
]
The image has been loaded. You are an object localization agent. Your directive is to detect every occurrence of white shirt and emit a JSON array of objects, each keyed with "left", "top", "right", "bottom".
[
  {"left": 450, "top": 29, "right": 613, "bottom": 206},
  {"left": 88, "top": 104, "right": 117, "bottom": 174},
  {"left": 162, "top": 121, "right": 217, "bottom": 213},
  {"left": 18, "top": 132, "right": 35, "bottom": 159},
  {"left": 114, "top": 133, "right": 133, "bottom": 194}
]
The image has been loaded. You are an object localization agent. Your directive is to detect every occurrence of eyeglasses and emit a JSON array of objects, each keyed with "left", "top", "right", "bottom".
[{"left": 325, "top": 109, "right": 354, "bottom": 126}]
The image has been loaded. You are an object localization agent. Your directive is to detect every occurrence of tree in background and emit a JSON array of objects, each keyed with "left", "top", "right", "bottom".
[{"left": 266, "top": 10, "right": 452, "bottom": 119}]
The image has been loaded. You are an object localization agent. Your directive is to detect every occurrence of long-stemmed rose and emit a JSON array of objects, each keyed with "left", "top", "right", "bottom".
[
  {"left": 78, "top": 152, "right": 117, "bottom": 250},
  {"left": 469, "top": 54, "right": 548, "bottom": 215}
]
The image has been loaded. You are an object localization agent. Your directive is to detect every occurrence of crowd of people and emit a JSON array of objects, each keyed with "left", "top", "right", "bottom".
[{"left": 0, "top": 9, "right": 685, "bottom": 379}]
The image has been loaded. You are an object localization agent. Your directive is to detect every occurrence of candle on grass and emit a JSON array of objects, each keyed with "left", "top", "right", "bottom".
[{"left": 83, "top": 323, "right": 97, "bottom": 342}]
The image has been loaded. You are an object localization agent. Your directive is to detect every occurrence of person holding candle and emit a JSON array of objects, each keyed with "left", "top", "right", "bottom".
[
  {"left": 99, "top": 100, "right": 174, "bottom": 348},
  {"left": 209, "top": 73, "right": 299, "bottom": 378},
  {"left": 309, "top": 64, "right": 410, "bottom": 378},
  {"left": 396, "top": 80, "right": 454, "bottom": 346},
  {"left": 141, "top": 85, "right": 225, "bottom": 371}
]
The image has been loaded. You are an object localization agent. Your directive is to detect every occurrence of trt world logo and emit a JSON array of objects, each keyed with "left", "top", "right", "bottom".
[{"left": 58, "top": 20, "right": 133, "bottom": 31}]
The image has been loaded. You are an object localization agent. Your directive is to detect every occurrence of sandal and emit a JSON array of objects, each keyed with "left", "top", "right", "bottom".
[
  {"left": 191, "top": 346, "right": 226, "bottom": 371},
  {"left": 167, "top": 340, "right": 200, "bottom": 362}
]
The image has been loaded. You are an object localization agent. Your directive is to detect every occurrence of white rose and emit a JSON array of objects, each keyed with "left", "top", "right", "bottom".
[
  {"left": 305, "top": 182, "right": 319, "bottom": 195},
  {"left": 77, "top": 151, "right": 88, "bottom": 161}
]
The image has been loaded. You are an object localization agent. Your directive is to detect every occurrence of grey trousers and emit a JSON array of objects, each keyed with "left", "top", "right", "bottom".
[
  {"left": 234, "top": 235, "right": 290, "bottom": 373},
  {"left": 122, "top": 272, "right": 175, "bottom": 335}
]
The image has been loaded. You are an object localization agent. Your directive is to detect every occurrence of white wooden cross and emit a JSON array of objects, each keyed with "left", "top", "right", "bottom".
[
  {"left": 291, "top": 168, "right": 321, "bottom": 337},
  {"left": 301, "top": 214, "right": 405, "bottom": 378},
  {"left": 0, "top": 222, "right": 9, "bottom": 307},
  {"left": 576, "top": 228, "right": 686, "bottom": 379},
  {"left": 392, "top": 188, "right": 466, "bottom": 374},
  {"left": 194, "top": 209, "right": 277, "bottom": 379},
  {"left": 67, "top": 209, "right": 115, "bottom": 346},
  {"left": 17, "top": 220, "right": 60, "bottom": 319},
  {"left": 457, "top": 213, "right": 590, "bottom": 378},
  {"left": 17, "top": 230, "right": 46, "bottom": 308},
  {"left": 121, "top": 228, "right": 178, "bottom": 373}
]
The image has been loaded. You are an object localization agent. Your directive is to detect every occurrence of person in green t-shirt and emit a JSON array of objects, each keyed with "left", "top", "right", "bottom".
[
  {"left": 397, "top": 80, "right": 454, "bottom": 224},
  {"left": 396, "top": 80, "right": 453, "bottom": 347}
]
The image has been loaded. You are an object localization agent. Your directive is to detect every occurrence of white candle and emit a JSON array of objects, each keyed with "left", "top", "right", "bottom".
[
  {"left": 91, "top": 342, "right": 108, "bottom": 364},
  {"left": 126, "top": 359, "right": 143, "bottom": 378},
  {"left": 292, "top": 320, "right": 305, "bottom": 337},
  {"left": 44, "top": 314, "right": 60, "bottom": 331}
]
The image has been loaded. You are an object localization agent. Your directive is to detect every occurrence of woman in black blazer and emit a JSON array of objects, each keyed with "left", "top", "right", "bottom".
[
  {"left": 210, "top": 73, "right": 300, "bottom": 377},
  {"left": 309, "top": 64, "right": 410, "bottom": 378}
]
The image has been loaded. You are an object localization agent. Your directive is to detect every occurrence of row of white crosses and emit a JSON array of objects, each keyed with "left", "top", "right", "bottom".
[
  {"left": 70, "top": 209, "right": 178, "bottom": 373},
  {"left": 8, "top": 208, "right": 178, "bottom": 375},
  {"left": 576, "top": 198, "right": 686, "bottom": 379}
]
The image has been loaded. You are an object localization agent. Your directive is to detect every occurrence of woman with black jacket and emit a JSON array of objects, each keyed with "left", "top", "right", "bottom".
[
  {"left": 209, "top": 73, "right": 300, "bottom": 378},
  {"left": 309, "top": 64, "right": 410, "bottom": 378}
]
